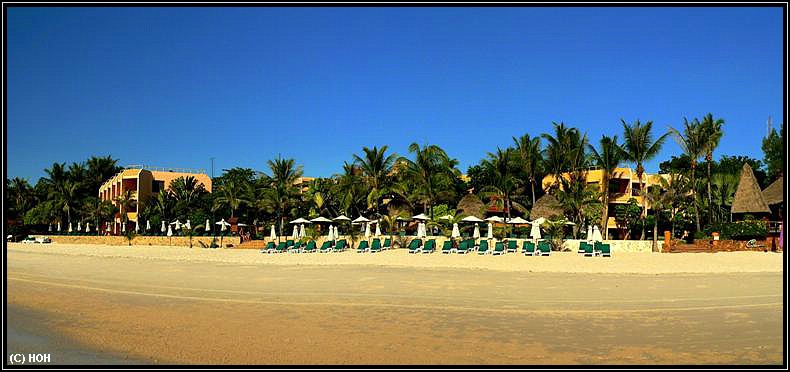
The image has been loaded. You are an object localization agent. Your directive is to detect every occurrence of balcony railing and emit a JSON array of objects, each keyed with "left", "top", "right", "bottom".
[{"left": 125, "top": 164, "right": 206, "bottom": 174}]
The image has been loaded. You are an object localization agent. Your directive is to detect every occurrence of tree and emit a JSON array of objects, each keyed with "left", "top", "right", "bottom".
[
  {"left": 480, "top": 148, "right": 522, "bottom": 220},
  {"left": 587, "top": 135, "right": 626, "bottom": 239},
  {"left": 613, "top": 198, "right": 643, "bottom": 240},
  {"left": 700, "top": 113, "right": 725, "bottom": 225},
  {"left": 353, "top": 146, "right": 397, "bottom": 216},
  {"left": 762, "top": 121, "right": 784, "bottom": 182},
  {"left": 213, "top": 180, "right": 248, "bottom": 219},
  {"left": 556, "top": 171, "right": 601, "bottom": 238},
  {"left": 400, "top": 143, "right": 459, "bottom": 218},
  {"left": 6, "top": 177, "right": 34, "bottom": 221},
  {"left": 170, "top": 176, "right": 208, "bottom": 220},
  {"left": 621, "top": 118, "right": 669, "bottom": 239},
  {"left": 669, "top": 117, "right": 706, "bottom": 231},
  {"left": 81, "top": 197, "right": 117, "bottom": 236},
  {"left": 114, "top": 190, "right": 137, "bottom": 232},
  {"left": 542, "top": 122, "right": 587, "bottom": 191},
  {"left": 259, "top": 157, "right": 302, "bottom": 236},
  {"left": 512, "top": 134, "right": 543, "bottom": 206}
]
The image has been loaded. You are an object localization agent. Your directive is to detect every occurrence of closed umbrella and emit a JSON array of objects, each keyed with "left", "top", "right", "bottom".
[
  {"left": 473, "top": 223, "right": 480, "bottom": 239},
  {"left": 175, "top": 220, "right": 182, "bottom": 231},
  {"left": 487, "top": 223, "right": 494, "bottom": 240},
  {"left": 530, "top": 221, "right": 542, "bottom": 242},
  {"left": 204, "top": 219, "right": 210, "bottom": 233},
  {"left": 161, "top": 221, "right": 166, "bottom": 233},
  {"left": 48, "top": 223, "right": 52, "bottom": 232},
  {"left": 291, "top": 225, "right": 299, "bottom": 239},
  {"left": 122, "top": 222, "right": 126, "bottom": 233},
  {"left": 146, "top": 220, "right": 151, "bottom": 231},
  {"left": 334, "top": 224, "right": 341, "bottom": 237},
  {"left": 57, "top": 222, "right": 61, "bottom": 232},
  {"left": 77, "top": 222, "right": 82, "bottom": 232},
  {"left": 85, "top": 222, "right": 90, "bottom": 233},
  {"left": 593, "top": 226, "right": 603, "bottom": 242},
  {"left": 299, "top": 224, "right": 306, "bottom": 238},
  {"left": 375, "top": 222, "right": 381, "bottom": 237},
  {"left": 68, "top": 222, "right": 73, "bottom": 233},
  {"left": 135, "top": 220, "right": 140, "bottom": 233},
  {"left": 452, "top": 223, "right": 460, "bottom": 238},
  {"left": 270, "top": 225, "right": 277, "bottom": 240},
  {"left": 185, "top": 220, "right": 191, "bottom": 230},
  {"left": 364, "top": 222, "right": 371, "bottom": 238},
  {"left": 327, "top": 224, "right": 334, "bottom": 241},
  {"left": 167, "top": 225, "right": 173, "bottom": 237}
]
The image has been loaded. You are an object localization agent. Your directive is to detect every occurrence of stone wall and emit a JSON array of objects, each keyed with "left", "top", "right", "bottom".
[
  {"left": 561, "top": 239, "right": 660, "bottom": 253},
  {"left": 666, "top": 238, "right": 782, "bottom": 253},
  {"left": 30, "top": 235, "right": 240, "bottom": 248}
]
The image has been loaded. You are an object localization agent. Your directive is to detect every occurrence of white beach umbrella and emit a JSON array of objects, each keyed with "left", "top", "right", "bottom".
[
  {"left": 114, "top": 222, "right": 118, "bottom": 234},
  {"left": 333, "top": 225, "right": 339, "bottom": 240},
  {"left": 451, "top": 223, "right": 460, "bottom": 238},
  {"left": 310, "top": 216, "right": 332, "bottom": 223},
  {"left": 593, "top": 225, "right": 603, "bottom": 242},
  {"left": 167, "top": 225, "right": 173, "bottom": 237},
  {"left": 412, "top": 213, "right": 430, "bottom": 221},
  {"left": 122, "top": 222, "right": 126, "bottom": 233},
  {"left": 530, "top": 221, "right": 542, "bottom": 241},
  {"left": 587, "top": 225, "right": 594, "bottom": 242},
  {"left": 146, "top": 220, "right": 151, "bottom": 231},
  {"left": 487, "top": 222, "right": 494, "bottom": 240},
  {"left": 364, "top": 222, "right": 371, "bottom": 238},
  {"left": 327, "top": 225, "right": 334, "bottom": 240},
  {"left": 185, "top": 220, "right": 191, "bottom": 230},
  {"left": 161, "top": 221, "right": 166, "bottom": 233},
  {"left": 290, "top": 218, "right": 311, "bottom": 224},
  {"left": 438, "top": 214, "right": 453, "bottom": 221},
  {"left": 333, "top": 215, "right": 351, "bottom": 222},
  {"left": 508, "top": 217, "right": 529, "bottom": 224},
  {"left": 216, "top": 219, "right": 229, "bottom": 232},
  {"left": 57, "top": 222, "right": 61, "bottom": 232},
  {"left": 485, "top": 216, "right": 504, "bottom": 223},
  {"left": 48, "top": 223, "right": 52, "bottom": 232},
  {"left": 106, "top": 223, "right": 111, "bottom": 232},
  {"left": 85, "top": 222, "right": 90, "bottom": 233},
  {"left": 461, "top": 216, "right": 485, "bottom": 223},
  {"left": 270, "top": 225, "right": 277, "bottom": 240},
  {"left": 205, "top": 219, "right": 210, "bottom": 233},
  {"left": 175, "top": 220, "right": 182, "bottom": 230},
  {"left": 291, "top": 225, "right": 299, "bottom": 239},
  {"left": 352, "top": 216, "right": 370, "bottom": 223},
  {"left": 473, "top": 223, "right": 480, "bottom": 239},
  {"left": 68, "top": 222, "right": 73, "bottom": 233},
  {"left": 299, "top": 224, "right": 306, "bottom": 238},
  {"left": 375, "top": 222, "right": 381, "bottom": 237},
  {"left": 135, "top": 220, "right": 140, "bottom": 233},
  {"left": 77, "top": 222, "right": 82, "bottom": 232}
]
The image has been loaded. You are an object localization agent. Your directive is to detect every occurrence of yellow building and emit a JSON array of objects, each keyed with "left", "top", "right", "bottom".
[
  {"left": 99, "top": 165, "right": 212, "bottom": 232},
  {"left": 541, "top": 167, "right": 670, "bottom": 232}
]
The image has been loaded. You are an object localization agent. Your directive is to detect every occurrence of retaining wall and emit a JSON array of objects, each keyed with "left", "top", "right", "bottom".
[{"left": 30, "top": 235, "right": 240, "bottom": 247}]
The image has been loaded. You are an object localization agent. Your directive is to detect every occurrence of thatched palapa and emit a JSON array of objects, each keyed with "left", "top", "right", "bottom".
[
  {"left": 762, "top": 176, "right": 783, "bottom": 206},
  {"left": 456, "top": 193, "right": 486, "bottom": 219},
  {"left": 529, "top": 194, "right": 563, "bottom": 220},
  {"left": 731, "top": 164, "right": 770, "bottom": 214}
]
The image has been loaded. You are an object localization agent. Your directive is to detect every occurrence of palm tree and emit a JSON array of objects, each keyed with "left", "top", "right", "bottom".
[
  {"left": 621, "top": 119, "right": 669, "bottom": 240},
  {"left": 701, "top": 113, "right": 725, "bottom": 224},
  {"left": 114, "top": 190, "right": 137, "bottom": 231},
  {"left": 152, "top": 190, "right": 175, "bottom": 224},
  {"left": 557, "top": 171, "right": 600, "bottom": 238},
  {"left": 480, "top": 148, "right": 522, "bottom": 220},
  {"left": 541, "top": 122, "right": 587, "bottom": 191},
  {"left": 259, "top": 156, "right": 302, "bottom": 236},
  {"left": 81, "top": 197, "right": 117, "bottom": 236},
  {"left": 587, "top": 135, "right": 626, "bottom": 239},
  {"left": 267, "top": 156, "right": 303, "bottom": 188},
  {"left": 86, "top": 155, "right": 121, "bottom": 192},
  {"left": 400, "top": 143, "right": 459, "bottom": 218},
  {"left": 170, "top": 176, "right": 208, "bottom": 219},
  {"left": 7, "top": 177, "right": 34, "bottom": 220},
  {"left": 512, "top": 134, "right": 542, "bottom": 206},
  {"left": 353, "top": 146, "right": 397, "bottom": 216},
  {"left": 669, "top": 117, "right": 706, "bottom": 231},
  {"left": 336, "top": 162, "right": 367, "bottom": 217},
  {"left": 51, "top": 180, "right": 80, "bottom": 226},
  {"left": 213, "top": 180, "right": 248, "bottom": 219}
]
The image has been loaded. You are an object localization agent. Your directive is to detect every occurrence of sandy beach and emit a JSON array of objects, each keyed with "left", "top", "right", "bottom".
[{"left": 6, "top": 243, "right": 784, "bottom": 365}]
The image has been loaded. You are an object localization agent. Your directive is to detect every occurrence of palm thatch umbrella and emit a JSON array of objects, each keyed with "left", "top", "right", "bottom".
[
  {"left": 762, "top": 176, "right": 783, "bottom": 206},
  {"left": 456, "top": 193, "right": 486, "bottom": 219},
  {"left": 731, "top": 163, "right": 770, "bottom": 215},
  {"left": 530, "top": 194, "right": 563, "bottom": 221}
]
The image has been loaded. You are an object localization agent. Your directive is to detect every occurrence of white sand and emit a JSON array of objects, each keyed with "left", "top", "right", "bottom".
[{"left": 7, "top": 243, "right": 783, "bottom": 274}]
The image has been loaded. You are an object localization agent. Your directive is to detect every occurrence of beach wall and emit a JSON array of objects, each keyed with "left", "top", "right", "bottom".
[{"left": 29, "top": 235, "right": 240, "bottom": 247}]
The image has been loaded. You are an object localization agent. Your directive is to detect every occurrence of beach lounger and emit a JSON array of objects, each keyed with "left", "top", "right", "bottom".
[
  {"left": 408, "top": 239, "right": 422, "bottom": 253},
  {"left": 456, "top": 240, "right": 471, "bottom": 254},
  {"left": 578, "top": 241, "right": 588, "bottom": 254},
  {"left": 492, "top": 242, "right": 505, "bottom": 255},
  {"left": 522, "top": 241, "right": 536, "bottom": 256},
  {"left": 261, "top": 241, "right": 276, "bottom": 253},
  {"left": 581, "top": 242, "right": 597, "bottom": 257},
  {"left": 506, "top": 240, "right": 518, "bottom": 253},
  {"left": 319, "top": 241, "right": 333, "bottom": 253},
  {"left": 356, "top": 240, "right": 370, "bottom": 253},
  {"left": 383, "top": 238, "right": 391, "bottom": 250},
  {"left": 477, "top": 240, "right": 489, "bottom": 255},
  {"left": 289, "top": 241, "right": 303, "bottom": 253},
  {"left": 333, "top": 239, "right": 347, "bottom": 252},
  {"left": 302, "top": 241, "right": 317, "bottom": 253},
  {"left": 275, "top": 242, "right": 288, "bottom": 253},
  {"left": 422, "top": 239, "right": 436, "bottom": 253},
  {"left": 286, "top": 239, "right": 294, "bottom": 247},
  {"left": 441, "top": 240, "right": 453, "bottom": 254},
  {"left": 537, "top": 241, "right": 551, "bottom": 256},
  {"left": 370, "top": 239, "right": 382, "bottom": 253},
  {"left": 595, "top": 242, "right": 611, "bottom": 257}
]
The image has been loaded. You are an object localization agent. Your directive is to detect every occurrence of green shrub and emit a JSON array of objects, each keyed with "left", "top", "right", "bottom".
[{"left": 705, "top": 220, "right": 767, "bottom": 240}]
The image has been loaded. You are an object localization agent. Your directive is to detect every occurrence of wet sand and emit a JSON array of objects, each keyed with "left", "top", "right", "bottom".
[{"left": 6, "top": 245, "right": 785, "bottom": 365}]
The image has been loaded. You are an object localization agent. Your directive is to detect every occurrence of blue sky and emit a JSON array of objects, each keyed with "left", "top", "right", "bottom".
[{"left": 7, "top": 7, "right": 784, "bottom": 182}]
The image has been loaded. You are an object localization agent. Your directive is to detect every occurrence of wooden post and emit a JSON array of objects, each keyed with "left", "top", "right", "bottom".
[{"left": 663, "top": 230, "right": 671, "bottom": 252}]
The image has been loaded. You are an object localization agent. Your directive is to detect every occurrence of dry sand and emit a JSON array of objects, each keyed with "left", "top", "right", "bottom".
[{"left": 5, "top": 243, "right": 785, "bottom": 365}]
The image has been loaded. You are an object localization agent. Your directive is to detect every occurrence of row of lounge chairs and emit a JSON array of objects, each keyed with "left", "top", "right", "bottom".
[
  {"left": 407, "top": 238, "right": 553, "bottom": 256},
  {"left": 262, "top": 238, "right": 394, "bottom": 254},
  {"left": 578, "top": 241, "right": 612, "bottom": 257}
]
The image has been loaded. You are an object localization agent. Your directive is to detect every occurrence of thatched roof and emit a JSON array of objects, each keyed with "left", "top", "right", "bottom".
[
  {"left": 731, "top": 164, "right": 770, "bottom": 214},
  {"left": 762, "top": 177, "right": 783, "bottom": 206},
  {"left": 530, "top": 194, "right": 563, "bottom": 220},
  {"left": 456, "top": 193, "right": 486, "bottom": 219}
]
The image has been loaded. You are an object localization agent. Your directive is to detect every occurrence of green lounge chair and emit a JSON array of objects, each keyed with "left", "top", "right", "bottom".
[
  {"left": 383, "top": 238, "right": 391, "bottom": 250},
  {"left": 441, "top": 240, "right": 453, "bottom": 254},
  {"left": 522, "top": 241, "right": 536, "bottom": 256},
  {"left": 408, "top": 239, "right": 422, "bottom": 253},
  {"left": 319, "top": 241, "right": 333, "bottom": 253},
  {"left": 370, "top": 239, "right": 382, "bottom": 253},
  {"left": 422, "top": 239, "right": 436, "bottom": 253},
  {"left": 456, "top": 240, "right": 470, "bottom": 254},
  {"left": 537, "top": 241, "right": 551, "bottom": 256},
  {"left": 578, "top": 241, "right": 589, "bottom": 254},
  {"left": 261, "top": 241, "right": 276, "bottom": 254},
  {"left": 289, "top": 241, "right": 303, "bottom": 253},
  {"left": 333, "top": 239, "right": 347, "bottom": 252},
  {"left": 356, "top": 240, "right": 370, "bottom": 253},
  {"left": 581, "top": 242, "right": 596, "bottom": 257},
  {"left": 275, "top": 242, "right": 288, "bottom": 253},
  {"left": 477, "top": 240, "right": 490, "bottom": 255},
  {"left": 595, "top": 241, "right": 611, "bottom": 257},
  {"left": 302, "top": 241, "right": 317, "bottom": 253},
  {"left": 506, "top": 240, "right": 518, "bottom": 253},
  {"left": 286, "top": 239, "right": 294, "bottom": 247},
  {"left": 492, "top": 242, "right": 505, "bottom": 255}
]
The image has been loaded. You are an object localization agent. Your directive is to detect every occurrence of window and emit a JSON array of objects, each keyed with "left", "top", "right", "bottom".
[{"left": 152, "top": 180, "right": 165, "bottom": 193}]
